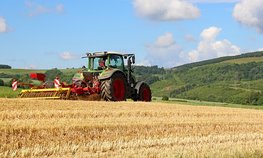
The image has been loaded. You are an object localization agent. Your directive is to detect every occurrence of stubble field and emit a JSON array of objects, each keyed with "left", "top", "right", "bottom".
[{"left": 1, "top": 98, "right": 263, "bottom": 157}]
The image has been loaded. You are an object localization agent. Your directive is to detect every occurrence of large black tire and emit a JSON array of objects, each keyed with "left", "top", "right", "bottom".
[
  {"left": 137, "top": 83, "right": 152, "bottom": 102},
  {"left": 100, "top": 72, "right": 127, "bottom": 101}
]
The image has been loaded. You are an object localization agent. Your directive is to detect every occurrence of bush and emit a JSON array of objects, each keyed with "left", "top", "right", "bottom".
[
  {"left": 0, "top": 79, "right": 4, "bottom": 86},
  {"left": 162, "top": 96, "right": 169, "bottom": 101},
  {"left": 256, "top": 97, "right": 263, "bottom": 105},
  {"left": 207, "top": 94, "right": 216, "bottom": 102}
]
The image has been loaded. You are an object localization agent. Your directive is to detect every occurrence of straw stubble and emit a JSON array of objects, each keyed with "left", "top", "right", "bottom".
[{"left": 1, "top": 99, "right": 263, "bottom": 157}]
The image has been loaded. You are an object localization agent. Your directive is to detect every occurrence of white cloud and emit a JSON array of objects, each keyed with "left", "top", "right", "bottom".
[
  {"left": 146, "top": 33, "right": 186, "bottom": 67},
  {"left": 155, "top": 32, "right": 175, "bottom": 47},
  {"left": 60, "top": 52, "right": 76, "bottom": 60},
  {"left": 233, "top": 0, "right": 263, "bottom": 33},
  {"left": 200, "top": 26, "right": 221, "bottom": 41},
  {"left": 0, "top": 17, "right": 8, "bottom": 33},
  {"left": 25, "top": 1, "right": 65, "bottom": 17},
  {"left": 188, "top": 26, "right": 241, "bottom": 62},
  {"left": 145, "top": 28, "right": 243, "bottom": 67},
  {"left": 133, "top": 0, "right": 200, "bottom": 21},
  {"left": 188, "top": 0, "right": 240, "bottom": 3}
]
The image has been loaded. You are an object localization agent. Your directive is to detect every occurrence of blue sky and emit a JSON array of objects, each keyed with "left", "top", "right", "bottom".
[{"left": 0, "top": 0, "right": 263, "bottom": 69}]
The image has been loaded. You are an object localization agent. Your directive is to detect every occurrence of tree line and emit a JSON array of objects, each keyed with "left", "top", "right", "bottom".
[{"left": 0, "top": 64, "right": 11, "bottom": 69}]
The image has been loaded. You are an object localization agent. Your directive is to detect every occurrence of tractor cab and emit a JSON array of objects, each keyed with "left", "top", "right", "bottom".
[
  {"left": 86, "top": 52, "right": 126, "bottom": 72},
  {"left": 84, "top": 52, "right": 137, "bottom": 86}
]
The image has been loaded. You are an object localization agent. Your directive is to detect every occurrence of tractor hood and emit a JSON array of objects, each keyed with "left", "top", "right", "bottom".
[{"left": 98, "top": 69, "right": 124, "bottom": 80}]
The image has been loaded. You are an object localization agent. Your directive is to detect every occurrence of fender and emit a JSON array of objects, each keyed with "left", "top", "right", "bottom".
[
  {"left": 98, "top": 69, "right": 126, "bottom": 80},
  {"left": 134, "top": 81, "right": 145, "bottom": 94}
]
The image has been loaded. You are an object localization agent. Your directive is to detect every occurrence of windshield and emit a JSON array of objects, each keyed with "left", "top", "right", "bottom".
[
  {"left": 109, "top": 55, "right": 124, "bottom": 69},
  {"left": 88, "top": 54, "right": 124, "bottom": 71}
]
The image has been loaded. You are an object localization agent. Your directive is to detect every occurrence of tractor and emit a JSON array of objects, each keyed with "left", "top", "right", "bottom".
[{"left": 19, "top": 51, "right": 152, "bottom": 102}]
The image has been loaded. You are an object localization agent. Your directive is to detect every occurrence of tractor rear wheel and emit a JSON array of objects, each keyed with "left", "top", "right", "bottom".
[
  {"left": 138, "top": 83, "right": 152, "bottom": 102},
  {"left": 100, "top": 72, "right": 127, "bottom": 101}
]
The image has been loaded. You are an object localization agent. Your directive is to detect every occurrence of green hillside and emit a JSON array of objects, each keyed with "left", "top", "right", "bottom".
[{"left": 152, "top": 51, "right": 263, "bottom": 105}]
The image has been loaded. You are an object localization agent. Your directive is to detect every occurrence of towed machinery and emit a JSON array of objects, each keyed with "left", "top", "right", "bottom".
[{"left": 19, "top": 51, "right": 152, "bottom": 101}]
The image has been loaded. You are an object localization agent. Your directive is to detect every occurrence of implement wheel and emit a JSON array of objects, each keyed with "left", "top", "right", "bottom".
[{"left": 100, "top": 72, "right": 127, "bottom": 101}]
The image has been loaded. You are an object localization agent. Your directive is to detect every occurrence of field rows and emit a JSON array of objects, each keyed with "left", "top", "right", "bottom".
[{"left": 1, "top": 99, "right": 263, "bottom": 157}]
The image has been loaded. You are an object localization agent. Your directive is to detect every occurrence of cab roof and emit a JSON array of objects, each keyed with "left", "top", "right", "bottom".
[{"left": 84, "top": 51, "right": 134, "bottom": 58}]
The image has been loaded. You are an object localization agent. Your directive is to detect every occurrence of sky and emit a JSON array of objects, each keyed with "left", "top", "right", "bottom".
[{"left": 1, "top": 0, "right": 263, "bottom": 69}]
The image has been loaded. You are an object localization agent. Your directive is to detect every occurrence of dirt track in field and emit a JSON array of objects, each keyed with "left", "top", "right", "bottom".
[{"left": 1, "top": 98, "right": 263, "bottom": 157}]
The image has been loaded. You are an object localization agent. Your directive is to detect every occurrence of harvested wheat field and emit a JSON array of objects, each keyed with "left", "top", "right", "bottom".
[{"left": 1, "top": 98, "right": 263, "bottom": 157}]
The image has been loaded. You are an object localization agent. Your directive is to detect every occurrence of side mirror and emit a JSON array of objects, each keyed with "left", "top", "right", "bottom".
[{"left": 132, "top": 56, "right": 135, "bottom": 64}]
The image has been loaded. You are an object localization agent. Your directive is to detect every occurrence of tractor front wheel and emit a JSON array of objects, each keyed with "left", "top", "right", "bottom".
[
  {"left": 135, "top": 83, "right": 152, "bottom": 102},
  {"left": 100, "top": 72, "right": 127, "bottom": 101},
  {"left": 138, "top": 83, "right": 152, "bottom": 102}
]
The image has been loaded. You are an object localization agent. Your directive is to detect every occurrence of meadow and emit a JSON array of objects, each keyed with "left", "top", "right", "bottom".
[
  {"left": 221, "top": 56, "right": 263, "bottom": 64},
  {"left": 0, "top": 86, "right": 21, "bottom": 98},
  {"left": 0, "top": 69, "right": 45, "bottom": 75},
  {"left": 1, "top": 98, "right": 263, "bottom": 157}
]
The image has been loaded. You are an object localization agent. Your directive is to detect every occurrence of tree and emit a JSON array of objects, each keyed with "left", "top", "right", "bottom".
[
  {"left": 45, "top": 68, "right": 63, "bottom": 81},
  {"left": 0, "top": 64, "right": 11, "bottom": 69},
  {"left": 145, "top": 76, "right": 160, "bottom": 85}
]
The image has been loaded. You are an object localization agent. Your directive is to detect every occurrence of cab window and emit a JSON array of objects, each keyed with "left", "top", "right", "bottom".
[{"left": 91, "top": 57, "right": 107, "bottom": 70}]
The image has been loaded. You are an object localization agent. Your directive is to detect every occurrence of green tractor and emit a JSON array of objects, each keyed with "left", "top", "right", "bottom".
[
  {"left": 79, "top": 51, "right": 152, "bottom": 101},
  {"left": 19, "top": 51, "right": 151, "bottom": 101}
]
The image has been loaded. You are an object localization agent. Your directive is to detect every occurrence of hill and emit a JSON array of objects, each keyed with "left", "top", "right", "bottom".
[{"left": 151, "top": 51, "right": 263, "bottom": 105}]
